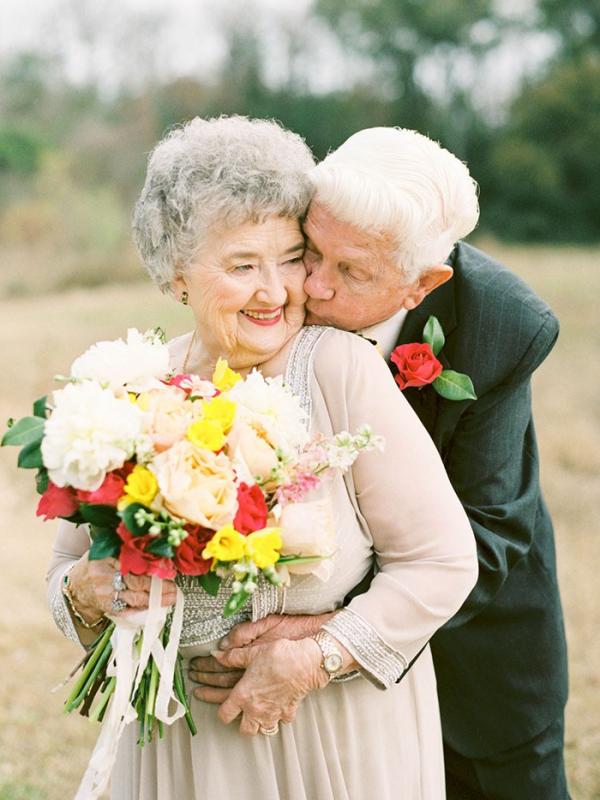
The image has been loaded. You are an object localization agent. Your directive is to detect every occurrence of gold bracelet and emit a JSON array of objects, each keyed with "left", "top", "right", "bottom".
[{"left": 62, "top": 573, "right": 106, "bottom": 630}]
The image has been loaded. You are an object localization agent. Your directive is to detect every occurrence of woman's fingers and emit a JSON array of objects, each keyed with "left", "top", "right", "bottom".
[
  {"left": 118, "top": 588, "right": 151, "bottom": 608},
  {"left": 239, "top": 715, "right": 261, "bottom": 737},
  {"left": 218, "top": 696, "right": 243, "bottom": 725}
]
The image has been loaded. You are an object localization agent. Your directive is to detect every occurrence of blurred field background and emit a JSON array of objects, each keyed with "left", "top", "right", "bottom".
[{"left": 1, "top": 0, "right": 599, "bottom": 797}]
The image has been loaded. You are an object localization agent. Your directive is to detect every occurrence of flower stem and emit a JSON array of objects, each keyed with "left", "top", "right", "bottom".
[
  {"left": 88, "top": 676, "right": 116, "bottom": 722},
  {"left": 65, "top": 636, "right": 113, "bottom": 713},
  {"left": 64, "top": 624, "right": 114, "bottom": 712},
  {"left": 174, "top": 654, "right": 197, "bottom": 736},
  {"left": 145, "top": 657, "right": 159, "bottom": 742}
]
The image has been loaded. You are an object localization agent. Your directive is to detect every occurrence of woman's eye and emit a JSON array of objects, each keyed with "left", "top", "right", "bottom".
[
  {"left": 283, "top": 256, "right": 304, "bottom": 266},
  {"left": 233, "top": 264, "right": 254, "bottom": 273}
]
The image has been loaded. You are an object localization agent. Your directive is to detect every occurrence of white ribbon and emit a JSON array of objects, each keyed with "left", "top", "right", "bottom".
[{"left": 74, "top": 577, "right": 186, "bottom": 800}]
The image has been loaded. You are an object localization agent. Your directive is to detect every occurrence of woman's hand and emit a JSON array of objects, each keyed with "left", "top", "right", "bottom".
[
  {"left": 209, "top": 638, "right": 329, "bottom": 736},
  {"left": 68, "top": 553, "right": 178, "bottom": 622}
]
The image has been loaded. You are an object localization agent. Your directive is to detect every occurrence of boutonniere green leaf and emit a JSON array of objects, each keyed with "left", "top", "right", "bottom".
[{"left": 391, "top": 315, "right": 477, "bottom": 402}]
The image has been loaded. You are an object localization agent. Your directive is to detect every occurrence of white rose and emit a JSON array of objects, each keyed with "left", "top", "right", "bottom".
[
  {"left": 279, "top": 489, "right": 336, "bottom": 581},
  {"left": 228, "top": 370, "right": 308, "bottom": 455},
  {"left": 41, "top": 381, "right": 143, "bottom": 491},
  {"left": 70, "top": 328, "right": 170, "bottom": 392}
]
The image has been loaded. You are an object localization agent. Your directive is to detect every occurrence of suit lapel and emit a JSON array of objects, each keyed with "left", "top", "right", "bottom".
[{"left": 389, "top": 260, "right": 459, "bottom": 436}]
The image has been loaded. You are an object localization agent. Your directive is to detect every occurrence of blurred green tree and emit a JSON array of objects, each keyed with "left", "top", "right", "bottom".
[{"left": 485, "top": 55, "right": 600, "bottom": 240}]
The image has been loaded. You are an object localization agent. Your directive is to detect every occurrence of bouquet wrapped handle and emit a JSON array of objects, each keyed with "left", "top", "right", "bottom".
[{"left": 75, "top": 577, "right": 186, "bottom": 800}]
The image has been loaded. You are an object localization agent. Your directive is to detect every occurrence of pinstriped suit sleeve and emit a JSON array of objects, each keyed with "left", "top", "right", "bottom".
[{"left": 442, "top": 309, "right": 559, "bottom": 628}]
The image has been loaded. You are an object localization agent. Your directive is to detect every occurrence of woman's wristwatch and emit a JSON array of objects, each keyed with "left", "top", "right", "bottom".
[{"left": 312, "top": 630, "right": 344, "bottom": 680}]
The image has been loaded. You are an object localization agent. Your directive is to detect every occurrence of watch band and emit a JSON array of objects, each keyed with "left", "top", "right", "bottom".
[{"left": 312, "top": 629, "right": 344, "bottom": 680}]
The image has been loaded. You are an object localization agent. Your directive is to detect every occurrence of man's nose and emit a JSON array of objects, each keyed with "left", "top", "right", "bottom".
[{"left": 304, "top": 265, "right": 334, "bottom": 301}]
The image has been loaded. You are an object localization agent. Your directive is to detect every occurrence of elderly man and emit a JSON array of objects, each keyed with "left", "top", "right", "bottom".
[{"left": 190, "top": 128, "right": 569, "bottom": 800}]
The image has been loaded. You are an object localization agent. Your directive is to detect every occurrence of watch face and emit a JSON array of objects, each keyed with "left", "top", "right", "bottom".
[{"left": 324, "top": 653, "right": 343, "bottom": 673}]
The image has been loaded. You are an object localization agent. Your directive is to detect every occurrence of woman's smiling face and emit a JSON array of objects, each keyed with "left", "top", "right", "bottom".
[{"left": 174, "top": 216, "right": 307, "bottom": 369}]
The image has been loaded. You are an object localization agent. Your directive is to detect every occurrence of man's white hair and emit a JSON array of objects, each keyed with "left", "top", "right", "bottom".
[{"left": 310, "top": 127, "right": 480, "bottom": 279}]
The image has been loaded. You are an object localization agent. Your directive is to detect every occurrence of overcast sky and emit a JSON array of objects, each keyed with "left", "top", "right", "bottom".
[{"left": 0, "top": 0, "right": 556, "bottom": 110}]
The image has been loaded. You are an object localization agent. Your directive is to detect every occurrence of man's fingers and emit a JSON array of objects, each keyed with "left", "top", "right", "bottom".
[
  {"left": 189, "top": 655, "right": 235, "bottom": 673},
  {"left": 189, "top": 669, "right": 243, "bottom": 688},
  {"left": 194, "top": 686, "right": 232, "bottom": 704}
]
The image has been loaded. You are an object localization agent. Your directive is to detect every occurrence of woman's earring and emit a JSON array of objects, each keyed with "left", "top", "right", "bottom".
[{"left": 181, "top": 291, "right": 189, "bottom": 305}]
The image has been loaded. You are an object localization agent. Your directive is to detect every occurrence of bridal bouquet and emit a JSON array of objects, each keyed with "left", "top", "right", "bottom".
[{"left": 2, "top": 328, "right": 382, "bottom": 798}]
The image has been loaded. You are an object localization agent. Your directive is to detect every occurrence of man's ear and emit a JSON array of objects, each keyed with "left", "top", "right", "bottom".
[{"left": 403, "top": 265, "right": 453, "bottom": 311}]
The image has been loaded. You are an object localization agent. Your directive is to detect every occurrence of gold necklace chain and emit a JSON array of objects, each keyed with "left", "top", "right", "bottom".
[{"left": 182, "top": 330, "right": 197, "bottom": 374}]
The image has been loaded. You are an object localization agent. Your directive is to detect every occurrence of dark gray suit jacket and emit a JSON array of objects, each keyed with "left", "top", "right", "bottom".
[{"left": 395, "top": 242, "right": 568, "bottom": 758}]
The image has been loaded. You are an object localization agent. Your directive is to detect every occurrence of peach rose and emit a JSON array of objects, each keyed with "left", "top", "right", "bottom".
[
  {"left": 153, "top": 440, "right": 237, "bottom": 529},
  {"left": 226, "top": 419, "right": 280, "bottom": 483},
  {"left": 279, "top": 489, "right": 336, "bottom": 581},
  {"left": 138, "top": 385, "right": 193, "bottom": 452}
]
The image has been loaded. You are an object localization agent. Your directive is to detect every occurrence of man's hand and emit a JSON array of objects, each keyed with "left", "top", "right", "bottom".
[{"left": 190, "top": 612, "right": 336, "bottom": 703}]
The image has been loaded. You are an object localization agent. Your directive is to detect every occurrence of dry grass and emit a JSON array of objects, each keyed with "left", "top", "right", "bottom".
[{"left": 0, "top": 241, "right": 598, "bottom": 798}]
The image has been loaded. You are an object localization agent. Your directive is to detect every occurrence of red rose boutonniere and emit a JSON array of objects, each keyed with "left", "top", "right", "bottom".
[{"left": 391, "top": 316, "right": 477, "bottom": 401}]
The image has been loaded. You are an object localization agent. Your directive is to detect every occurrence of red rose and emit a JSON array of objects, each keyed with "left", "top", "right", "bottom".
[
  {"left": 76, "top": 473, "right": 125, "bottom": 507},
  {"left": 233, "top": 482, "right": 268, "bottom": 534},
  {"left": 116, "top": 522, "right": 176, "bottom": 579},
  {"left": 173, "top": 526, "right": 212, "bottom": 576},
  {"left": 390, "top": 343, "right": 443, "bottom": 390},
  {"left": 36, "top": 482, "right": 79, "bottom": 521}
]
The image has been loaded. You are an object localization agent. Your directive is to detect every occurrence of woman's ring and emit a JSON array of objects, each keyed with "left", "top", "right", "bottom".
[
  {"left": 112, "top": 571, "right": 127, "bottom": 592},
  {"left": 111, "top": 590, "right": 128, "bottom": 613},
  {"left": 259, "top": 724, "right": 279, "bottom": 736}
]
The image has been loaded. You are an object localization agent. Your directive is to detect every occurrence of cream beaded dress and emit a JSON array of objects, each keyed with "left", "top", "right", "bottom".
[{"left": 47, "top": 326, "right": 478, "bottom": 800}]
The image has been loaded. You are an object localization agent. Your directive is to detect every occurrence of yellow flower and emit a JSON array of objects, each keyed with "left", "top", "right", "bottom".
[
  {"left": 120, "top": 464, "right": 158, "bottom": 507},
  {"left": 203, "top": 524, "right": 247, "bottom": 562},
  {"left": 187, "top": 418, "right": 226, "bottom": 452},
  {"left": 212, "top": 358, "right": 242, "bottom": 392},
  {"left": 202, "top": 395, "right": 237, "bottom": 434},
  {"left": 134, "top": 392, "right": 151, "bottom": 411},
  {"left": 245, "top": 527, "right": 282, "bottom": 569}
]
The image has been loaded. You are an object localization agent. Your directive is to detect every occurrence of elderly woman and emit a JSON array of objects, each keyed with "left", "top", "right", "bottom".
[{"left": 46, "top": 116, "right": 477, "bottom": 799}]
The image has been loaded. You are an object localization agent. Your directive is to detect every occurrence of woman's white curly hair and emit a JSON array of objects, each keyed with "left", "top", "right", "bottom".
[
  {"left": 133, "top": 115, "right": 316, "bottom": 293},
  {"left": 310, "top": 127, "right": 480, "bottom": 280}
]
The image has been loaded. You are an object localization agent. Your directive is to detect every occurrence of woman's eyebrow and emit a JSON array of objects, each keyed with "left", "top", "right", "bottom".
[{"left": 226, "top": 241, "right": 305, "bottom": 260}]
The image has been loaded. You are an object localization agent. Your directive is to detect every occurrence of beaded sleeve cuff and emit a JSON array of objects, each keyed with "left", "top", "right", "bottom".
[
  {"left": 322, "top": 608, "right": 407, "bottom": 690},
  {"left": 49, "top": 564, "right": 81, "bottom": 645}
]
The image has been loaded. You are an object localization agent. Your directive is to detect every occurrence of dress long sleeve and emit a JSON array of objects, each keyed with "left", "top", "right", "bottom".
[
  {"left": 313, "top": 329, "right": 478, "bottom": 688},
  {"left": 46, "top": 520, "right": 91, "bottom": 645}
]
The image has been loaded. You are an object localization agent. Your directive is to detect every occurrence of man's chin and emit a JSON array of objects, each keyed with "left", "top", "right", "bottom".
[{"left": 304, "top": 310, "right": 327, "bottom": 326}]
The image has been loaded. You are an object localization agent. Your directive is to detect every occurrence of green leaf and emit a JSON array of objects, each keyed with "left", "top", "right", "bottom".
[
  {"left": 223, "top": 589, "right": 252, "bottom": 617},
  {"left": 80, "top": 503, "right": 120, "bottom": 528},
  {"left": 198, "top": 571, "right": 221, "bottom": 596},
  {"left": 146, "top": 537, "right": 174, "bottom": 558},
  {"left": 36, "top": 468, "right": 49, "bottom": 495},
  {"left": 119, "top": 502, "right": 151, "bottom": 536},
  {"left": 422, "top": 315, "right": 445, "bottom": 356},
  {"left": 33, "top": 395, "right": 48, "bottom": 419},
  {"left": 432, "top": 370, "right": 477, "bottom": 401},
  {"left": 17, "top": 440, "right": 44, "bottom": 469},
  {"left": 89, "top": 527, "right": 121, "bottom": 560},
  {"left": 1, "top": 416, "right": 45, "bottom": 447}
]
